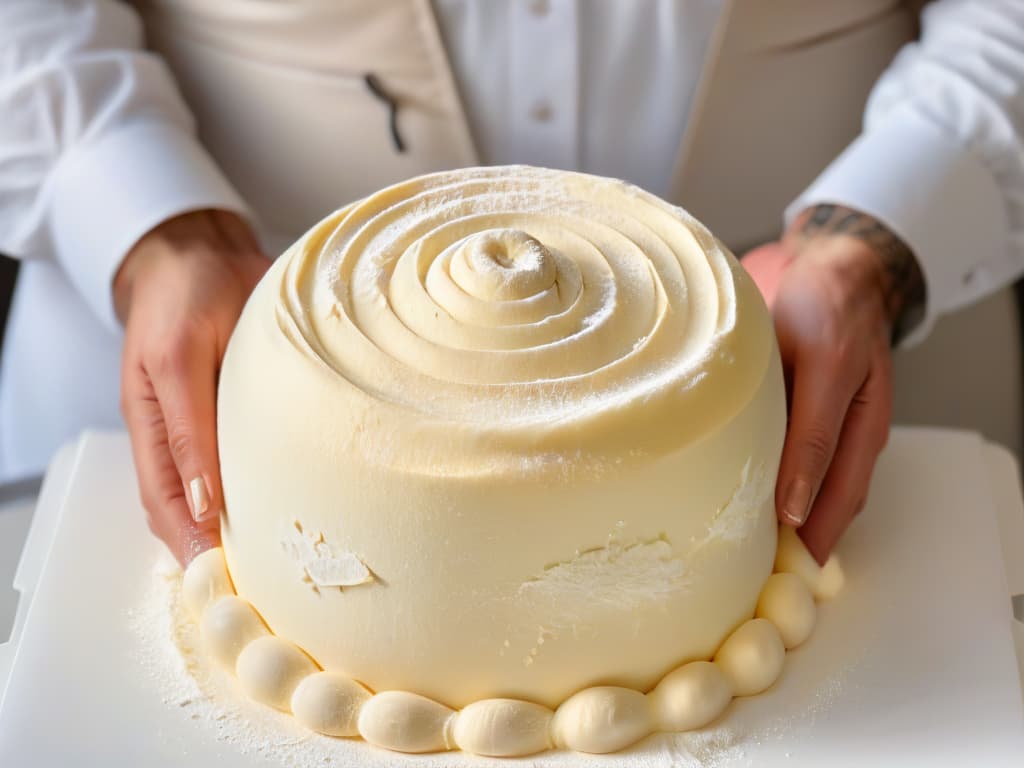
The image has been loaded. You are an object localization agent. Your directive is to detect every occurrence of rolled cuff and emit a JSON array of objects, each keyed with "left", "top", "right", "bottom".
[
  {"left": 786, "top": 108, "right": 1010, "bottom": 347},
  {"left": 47, "top": 120, "right": 249, "bottom": 333}
]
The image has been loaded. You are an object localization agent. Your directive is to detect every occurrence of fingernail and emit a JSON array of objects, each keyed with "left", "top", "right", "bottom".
[
  {"left": 783, "top": 477, "right": 813, "bottom": 525},
  {"left": 189, "top": 476, "right": 210, "bottom": 522}
]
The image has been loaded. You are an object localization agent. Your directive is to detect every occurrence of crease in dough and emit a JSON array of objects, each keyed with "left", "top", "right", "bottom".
[
  {"left": 517, "top": 533, "right": 688, "bottom": 610},
  {"left": 703, "top": 458, "right": 771, "bottom": 544}
]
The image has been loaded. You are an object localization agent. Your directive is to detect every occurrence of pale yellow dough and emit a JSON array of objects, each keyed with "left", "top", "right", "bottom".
[
  {"left": 776, "top": 525, "right": 845, "bottom": 600},
  {"left": 217, "top": 165, "right": 786, "bottom": 709},
  {"left": 184, "top": 529, "right": 844, "bottom": 754},
  {"left": 756, "top": 572, "right": 817, "bottom": 649},
  {"left": 290, "top": 672, "right": 371, "bottom": 737}
]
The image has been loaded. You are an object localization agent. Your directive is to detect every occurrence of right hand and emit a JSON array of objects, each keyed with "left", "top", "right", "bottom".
[{"left": 115, "top": 209, "right": 269, "bottom": 567}]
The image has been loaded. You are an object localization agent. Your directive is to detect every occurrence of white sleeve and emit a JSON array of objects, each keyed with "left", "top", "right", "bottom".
[
  {"left": 0, "top": 0, "right": 248, "bottom": 332},
  {"left": 786, "top": 0, "right": 1024, "bottom": 345}
]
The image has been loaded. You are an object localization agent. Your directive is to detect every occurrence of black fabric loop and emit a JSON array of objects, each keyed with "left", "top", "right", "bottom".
[{"left": 363, "top": 73, "right": 406, "bottom": 153}]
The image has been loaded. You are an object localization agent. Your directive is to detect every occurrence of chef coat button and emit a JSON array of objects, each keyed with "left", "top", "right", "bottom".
[
  {"left": 528, "top": 0, "right": 550, "bottom": 17},
  {"left": 530, "top": 101, "right": 554, "bottom": 123}
]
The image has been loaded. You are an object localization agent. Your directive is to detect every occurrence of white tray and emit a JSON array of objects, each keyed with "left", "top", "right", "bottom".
[{"left": 1, "top": 428, "right": 1022, "bottom": 766}]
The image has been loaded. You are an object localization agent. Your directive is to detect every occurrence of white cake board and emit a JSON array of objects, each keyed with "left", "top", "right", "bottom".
[{"left": 0, "top": 428, "right": 1022, "bottom": 767}]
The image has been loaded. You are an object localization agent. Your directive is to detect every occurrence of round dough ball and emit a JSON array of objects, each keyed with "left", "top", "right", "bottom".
[
  {"left": 199, "top": 595, "right": 267, "bottom": 669},
  {"left": 182, "top": 547, "right": 234, "bottom": 620},
  {"left": 358, "top": 691, "right": 456, "bottom": 753},
  {"left": 218, "top": 166, "right": 787, "bottom": 711},
  {"left": 756, "top": 572, "right": 816, "bottom": 649},
  {"left": 291, "top": 671, "right": 371, "bottom": 737},
  {"left": 648, "top": 660, "right": 733, "bottom": 732},
  {"left": 452, "top": 699, "right": 553, "bottom": 757},
  {"left": 551, "top": 686, "right": 653, "bottom": 754},
  {"left": 774, "top": 525, "right": 844, "bottom": 600},
  {"left": 713, "top": 618, "right": 785, "bottom": 697},
  {"left": 236, "top": 635, "right": 318, "bottom": 711}
]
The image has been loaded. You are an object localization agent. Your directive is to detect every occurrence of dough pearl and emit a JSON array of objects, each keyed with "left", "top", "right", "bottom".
[
  {"left": 235, "top": 635, "right": 318, "bottom": 711},
  {"left": 648, "top": 660, "right": 733, "bottom": 732},
  {"left": 551, "top": 686, "right": 653, "bottom": 754},
  {"left": 452, "top": 698, "right": 553, "bottom": 757},
  {"left": 713, "top": 618, "right": 785, "bottom": 697},
  {"left": 774, "top": 525, "right": 844, "bottom": 600},
  {"left": 199, "top": 595, "right": 267, "bottom": 669},
  {"left": 357, "top": 691, "right": 456, "bottom": 753},
  {"left": 291, "top": 671, "right": 371, "bottom": 737},
  {"left": 756, "top": 572, "right": 816, "bottom": 649},
  {"left": 182, "top": 547, "right": 234, "bottom": 620}
]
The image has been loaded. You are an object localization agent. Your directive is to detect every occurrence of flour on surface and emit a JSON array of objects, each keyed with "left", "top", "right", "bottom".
[{"left": 129, "top": 554, "right": 852, "bottom": 768}]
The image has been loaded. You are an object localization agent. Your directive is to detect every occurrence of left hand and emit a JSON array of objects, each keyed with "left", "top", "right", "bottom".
[{"left": 742, "top": 205, "right": 924, "bottom": 564}]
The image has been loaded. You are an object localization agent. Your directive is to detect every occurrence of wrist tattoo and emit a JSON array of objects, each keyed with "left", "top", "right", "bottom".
[{"left": 800, "top": 204, "right": 926, "bottom": 345}]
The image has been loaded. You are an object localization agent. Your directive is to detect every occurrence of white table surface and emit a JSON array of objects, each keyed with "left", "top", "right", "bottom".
[
  {"left": 1, "top": 428, "right": 1022, "bottom": 767},
  {"left": 0, "top": 497, "right": 34, "bottom": 660}
]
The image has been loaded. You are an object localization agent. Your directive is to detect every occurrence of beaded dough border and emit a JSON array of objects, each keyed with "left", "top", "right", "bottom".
[{"left": 181, "top": 526, "right": 843, "bottom": 757}]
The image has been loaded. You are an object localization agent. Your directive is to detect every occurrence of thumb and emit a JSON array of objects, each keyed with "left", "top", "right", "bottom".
[
  {"left": 121, "top": 359, "right": 220, "bottom": 567},
  {"left": 741, "top": 243, "right": 795, "bottom": 309},
  {"left": 151, "top": 328, "right": 224, "bottom": 524},
  {"left": 775, "top": 351, "right": 849, "bottom": 527}
]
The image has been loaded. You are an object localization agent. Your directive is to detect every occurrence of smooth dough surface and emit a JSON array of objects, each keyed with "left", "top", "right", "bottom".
[
  {"left": 713, "top": 618, "right": 785, "bottom": 697},
  {"left": 551, "top": 686, "right": 652, "bottom": 754},
  {"left": 218, "top": 165, "right": 786, "bottom": 708},
  {"left": 756, "top": 572, "right": 816, "bottom": 649},
  {"left": 200, "top": 595, "right": 268, "bottom": 669},
  {"left": 649, "top": 660, "right": 733, "bottom": 732},
  {"left": 291, "top": 672, "right": 371, "bottom": 737},
  {"left": 236, "top": 635, "right": 318, "bottom": 711},
  {"left": 358, "top": 692, "right": 456, "bottom": 753},
  {"left": 775, "top": 526, "right": 845, "bottom": 600},
  {"left": 182, "top": 547, "right": 233, "bottom": 620},
  {"left": 452, "top": 699, "right": 553, "bottom": 756}
]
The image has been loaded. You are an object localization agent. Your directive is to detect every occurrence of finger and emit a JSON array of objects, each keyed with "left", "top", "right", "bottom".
[
  {"left": 799, "top": 355, "right": 891, "bottom": 564},
  {"left": 122, "top": 360, "right": 219, "bottom": 567},
  {"left": 775, "top": 341, "right": 860, "bottom": 528},
  {"left": 740, "top": 244, "right": 794, "bottom": 309},
  {"left": 148, "top": 326, "right": 225, "bottom": 524}
]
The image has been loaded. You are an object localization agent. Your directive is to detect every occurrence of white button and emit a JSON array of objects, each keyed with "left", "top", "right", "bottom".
[
  {"left": 529, "top": 101, "right": 554, "bottom": 122},
  {"left": 528, "top": 0, "right": 550, "bottom": 17}
]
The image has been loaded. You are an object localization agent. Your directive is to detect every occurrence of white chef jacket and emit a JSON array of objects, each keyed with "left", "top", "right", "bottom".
[{"left": 1, "top": 0, "right": 1023, "bottom": 482}]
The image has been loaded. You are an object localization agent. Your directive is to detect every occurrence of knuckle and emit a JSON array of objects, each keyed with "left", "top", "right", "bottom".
[
  {"left": 799, "top": 424, "right": 834, "bottom": 470},
  {"left": 829, "top": 337, "right": 853, "bottom": 368},
  {"left": 154, "top": 330, "right": 196, "bottom": 379},
  {"left": 166, "top": 419, "right": 193, "bottom": 465}
]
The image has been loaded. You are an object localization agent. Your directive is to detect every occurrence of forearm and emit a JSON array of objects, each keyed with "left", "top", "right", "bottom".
[
  {"left": 787, "top": 0, "right": 1024, "bottom": 344},
  {"left": 0, "top": 0, "right": 247, "bottom": 330}
]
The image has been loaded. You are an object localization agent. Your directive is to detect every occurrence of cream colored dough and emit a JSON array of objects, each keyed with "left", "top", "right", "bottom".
[
  {"left": 776, "top": 525, "right": 845, "bottom": 600},
  {"left": 183, "top": 529, "right": 843, "bottom": 755},
  {"left": 756, "top": 572, "right": 817, "bottom": 649},
  {"left": 217, "top": 165, "right": 786, "bottom": 709},
  {"left": 713, "top": 618, "right": 785, "bottom": 697}
]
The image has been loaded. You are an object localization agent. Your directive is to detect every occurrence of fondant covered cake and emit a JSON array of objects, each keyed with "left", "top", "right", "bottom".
[{"left": 183, "top": 166, "right": 842, "bottom": 756}]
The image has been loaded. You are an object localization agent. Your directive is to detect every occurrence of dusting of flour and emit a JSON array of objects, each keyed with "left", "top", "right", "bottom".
[{"left": 129, "top": 553, "right": 852, "bottom": 768}]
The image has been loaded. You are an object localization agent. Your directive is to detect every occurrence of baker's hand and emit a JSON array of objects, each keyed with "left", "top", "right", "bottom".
[
  {"left": 742, "top": 205, "right": 926, "bottom": 564},
  {"left": 115, "top": 210, "right": 269, "bottom": 567}
]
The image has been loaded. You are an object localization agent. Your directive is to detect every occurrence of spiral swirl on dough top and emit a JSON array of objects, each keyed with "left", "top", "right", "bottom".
[{"left": 270, "top": 165, "right": 773, "bottom": 473}]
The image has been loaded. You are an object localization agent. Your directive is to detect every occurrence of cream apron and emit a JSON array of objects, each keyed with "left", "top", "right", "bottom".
[{"left": 131, "top": 0, "right": 1023, "bottom": 455}]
